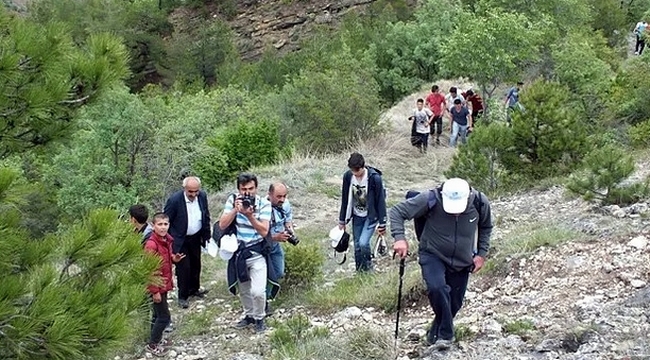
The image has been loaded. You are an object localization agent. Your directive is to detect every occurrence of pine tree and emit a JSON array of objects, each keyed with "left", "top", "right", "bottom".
[
  {"left": 0, "top": 8, "right": 129, "bottom": 157},
  {"left": 0, "top": 166, "right": 159, "bottom": 359}
]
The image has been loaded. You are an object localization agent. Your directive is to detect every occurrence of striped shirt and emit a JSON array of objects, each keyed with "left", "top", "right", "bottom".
[
  {"left": 223, "top": 195, "right": 272, "bottom": 245},
  {"left": 270, "top": 200, "right": 293, "bottom": 235}
]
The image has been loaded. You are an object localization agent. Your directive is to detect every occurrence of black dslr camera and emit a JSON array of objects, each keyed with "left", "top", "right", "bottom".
[
  {"left": 239, "top": 193, "right": 256, "bottom": 209},
  {"left": 285, "top": 228, "right": 300, "bottom": 246}
]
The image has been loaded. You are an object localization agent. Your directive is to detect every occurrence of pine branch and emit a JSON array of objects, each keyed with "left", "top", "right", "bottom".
[{"left": 58, "top": 95, "right": 91, "bottom": 105}]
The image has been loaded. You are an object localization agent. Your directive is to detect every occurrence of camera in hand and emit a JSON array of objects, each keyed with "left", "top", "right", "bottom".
[
  {"left": 285, "top": 228, "right": 300, "bottom": 246},
  {"left": 240, "top": 193, "right": 256, "bottom": 209}
]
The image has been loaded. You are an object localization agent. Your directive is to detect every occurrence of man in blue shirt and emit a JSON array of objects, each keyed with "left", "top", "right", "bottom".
[
  {"left": 504, "top": 82, "right": 524, "bottom": 124},
  {"left": 449, "top": 99, "right": 472, "bottom": 147},
  {"left": 267, "top": 182, "right": 294, "bottom": 279}
]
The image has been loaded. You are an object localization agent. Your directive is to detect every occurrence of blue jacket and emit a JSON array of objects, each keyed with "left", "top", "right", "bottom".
[
  {"left": 164, "top": 189, "right": 211, "bottom": 253},
  {"left": 338, "top": 166, "right": 387, "bottom": 229}
]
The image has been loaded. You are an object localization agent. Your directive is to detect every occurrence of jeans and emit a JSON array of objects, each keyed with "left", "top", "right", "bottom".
[
  {"left": 419, "top": 252, "right": 470, "bottom": 341},
  {"left": 449, "top": 121, "right": 468, "bottom": 147},
  {"left": 268, "top": 241, "right": 285, "bottom": 279},
  {"left": 149, "top": 292, "right": 171, "bottom": 345},
  {"left": 636, "top": 35, "right": 646, "bottom": 54},
  {"left": 352, "top": 215, "right": 375, "bottom": 272},
  {"left": 417, "top": 132, "right": 429, "bottom": 152},
  {"left": 240, "top": 254, "right": 267, "bottom": 320}
]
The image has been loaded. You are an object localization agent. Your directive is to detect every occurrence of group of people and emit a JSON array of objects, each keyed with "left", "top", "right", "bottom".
[
  {"left": 409, "top": 85, "right": 484, "bottom": 152},
  {"left": 129, "top": 151, "right": 494, "bottom": 356},
  {"left": 128, "top": 175, "right": 294, "bottom": 356}
]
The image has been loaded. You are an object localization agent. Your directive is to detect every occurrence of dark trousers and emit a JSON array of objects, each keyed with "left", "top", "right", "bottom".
[
  {"left": 176, "top": 233, "right": 203, "bottom": 300},
  {"left": 417, "top": 132, "right": 429, "bottom": 152},
  {"left": 430, "top": 115, "right": 443, "bottom": 137},
  {"left": 636, "top": 35, "right": 646, "bottom": 54},
  {"left": 419, "top": 251, "right": 470, "bottom": 341},
  {"left": 149, "top": 292, "right": 171, "bottom": 345}
]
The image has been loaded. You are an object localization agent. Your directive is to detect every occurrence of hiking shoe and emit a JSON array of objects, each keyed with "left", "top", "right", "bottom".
[
  {"left": 426, "top": 322, "right": 439, "bottom": 345},
  {"left": 265, "top": 301, "right": 274, "bottom": 317},
  {"left": 178, "top": 299, "right": 189, "bottom": 309},
  {"left": 431, "top": 338, "right": 453, "bottom": 351},
  {"left": 234, "top": 316, "right": 255, "bottom": 329},
  {"left": 145, "top": 343, "right": 169, "bottom": 357},
  {"left": 254, "top": 319, "right": 266, "bottom": 333},
  {"left": 190, "top": 288, "right": 209, "bottom": 298},
  {"left": 159, "top": 338, "right": 173, "bottom": 347}
]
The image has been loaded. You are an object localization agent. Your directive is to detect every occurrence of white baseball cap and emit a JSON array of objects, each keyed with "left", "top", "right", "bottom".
[{"left": 441, "top": 178, "right": 470, "bottom": 214}]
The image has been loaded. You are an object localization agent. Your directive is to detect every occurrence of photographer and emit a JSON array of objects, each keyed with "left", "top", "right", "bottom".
[{"left": 219, "top": 173, "right": 277, "bottom": 333}]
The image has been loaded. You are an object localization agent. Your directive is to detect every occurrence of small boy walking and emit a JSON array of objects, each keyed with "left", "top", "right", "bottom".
[{"left": 144, "top": 212, "right": 185, "bottom": 357}]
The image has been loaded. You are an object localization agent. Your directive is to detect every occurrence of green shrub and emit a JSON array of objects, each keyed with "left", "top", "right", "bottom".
[
  {"left": 629, "top": 119, "right": 650, "bottom": 149},
  {"left": 567, "top": 144, "right": 650, "bottom": 205},
  {"left": 503, "top": 319, "right": 535, "bottom": 336},
  {"left": 269, "top": 314, "right": 330, "bottom": 358},
  {"left": 445, "top": 122, "right": 517, "bottom": 196},
  {"left": 509, "top": 80, "right": 591, "bottom": 178},
  {"left": 284, "top": 241, "right": 325, "bottom": 287},
  {"left": 196, "top": 117, "right": 281, "bottom": 190}
]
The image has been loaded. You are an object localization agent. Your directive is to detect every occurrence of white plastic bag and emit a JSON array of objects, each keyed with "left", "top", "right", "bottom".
[{"left": 205, "top": 239, "right": 219, "bottom": 258}]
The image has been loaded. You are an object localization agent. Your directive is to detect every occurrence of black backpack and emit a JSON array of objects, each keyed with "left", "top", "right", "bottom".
[{"left": 405, "top": 185, "right": 484, "bottom": 242}]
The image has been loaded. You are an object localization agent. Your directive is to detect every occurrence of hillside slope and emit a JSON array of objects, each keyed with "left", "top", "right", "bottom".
[{"left": 122, "top": 81, "right": 650, "bottom": 360}]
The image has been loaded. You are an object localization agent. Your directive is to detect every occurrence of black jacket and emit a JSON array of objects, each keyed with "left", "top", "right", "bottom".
[
  {"left": 338, "top": 166, "right": 387, "bottom": 229},
  {"left": 389, "top": 190, "right": 493, "bottom": 271},
  {"left": 164, "top": 189, "right": 211, "bottom": 253}
]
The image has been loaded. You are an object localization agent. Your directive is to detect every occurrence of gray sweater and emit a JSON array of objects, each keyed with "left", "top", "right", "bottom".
[{"left": 389, "top": 190, "right": 493, "bottom": 271}]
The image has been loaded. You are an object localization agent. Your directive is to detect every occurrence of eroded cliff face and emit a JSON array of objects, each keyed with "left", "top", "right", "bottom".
[{"left": 222, "top": 0, "right": 383, "bottom": 60}]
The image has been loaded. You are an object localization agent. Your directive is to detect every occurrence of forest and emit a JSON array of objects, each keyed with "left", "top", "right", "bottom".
[{"left": 1, "top": 0, "right": 650, "bottom": 358}]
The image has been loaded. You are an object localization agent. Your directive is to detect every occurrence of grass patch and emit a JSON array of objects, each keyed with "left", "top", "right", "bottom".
[
  {"left": 305, "top": 182, "right": 340, "bottom": 199},
  {"left": 454, "top": 324, "right": 476, "bottom": 342},
  {"left": 303, "top": 265, "right": 424, "bottom": 313},
  {"left": 347, "top": 327, "right": 395, "bottom": 360},
  {"left": 482, "top": 224, "right": 582, "bottom": 276},
  {"left": 503, "top": 319, "right": 535, "bottom": 337},
  {"left": 177, "top": 305, "right": 225, "bottom": 337}
]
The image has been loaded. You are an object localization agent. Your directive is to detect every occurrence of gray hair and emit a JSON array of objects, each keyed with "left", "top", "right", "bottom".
[{"left": 182, "top": 176, "right": 201, "bottom": 187}]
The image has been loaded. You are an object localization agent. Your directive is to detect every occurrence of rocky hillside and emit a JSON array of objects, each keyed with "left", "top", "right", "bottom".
[
  {"left": 209, "top": 0, "right": 402, "bottom": 60},
  {"left": 120, "top": 80, "right": 650, "bottom": 360}
]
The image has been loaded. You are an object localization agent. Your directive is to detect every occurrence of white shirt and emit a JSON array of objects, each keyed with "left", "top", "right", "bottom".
[
  {"left": 445, "top": 93, "right": 466, "bottom": 111},
  {"left": 413, "top": 108, "right": 433, "bottom": 134},
  {"left": 351, "top": 171, "right": 369, "bottom": 217},
  {"left": 185, "top": 193, "right": 202, "bottom": 236}
]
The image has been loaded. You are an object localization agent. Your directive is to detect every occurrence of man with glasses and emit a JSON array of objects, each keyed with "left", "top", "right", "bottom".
[
  {"left": 164, "top": 176, "right": 212, "bottom": 309},
  {"left": 337, "top": 152, "right": 387, "bottom": 273}
]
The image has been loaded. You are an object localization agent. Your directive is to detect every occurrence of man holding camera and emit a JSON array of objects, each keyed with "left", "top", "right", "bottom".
[
  {"left": 267, "top": 182, "right": 296, "bottom": 278},
  {"left": 219, "top": 173, "right": 274, "bottom": 333}
]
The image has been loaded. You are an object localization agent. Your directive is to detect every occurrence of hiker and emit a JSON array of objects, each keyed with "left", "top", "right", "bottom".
[
  {"left": 449, "top": 99, "right": 472, "bottom": 147},
  {"left": 337, "top": 152, "right": 387, "bottom": 273},
  {"left": 390, "top": 178, "right": 493, "bottom": 350},
  {"left": 129, "top": 204, "right": 153, "bottom": 244},
  {"left": 462, "top": 89, "right": 483, "bottom": 126},
  {"left": 164, "top": 176, "right": 211, "bottom": 309},
  {"left": 219, "top": 173, "right": 278, "bottom": 333},
  {"left": 634, "top": 20, "right": 648, "bottom": 55},
  {"left": 408, "top": 99, "right": 434, "bottom": 153},
  {"left": 444, "top": 87, "right": 465, "bottom": 114},
  {"left": 425, "top": 85, "right": 446, "bottom": 145},
  {"left": 266, "top": 182, "right": 295, "bottom": 316},
  {"left": 144, "top": 212, "right": 186, "bottom": 357},
  {"left": 504, "top": 82, "right": 524, "bottom": 124}
]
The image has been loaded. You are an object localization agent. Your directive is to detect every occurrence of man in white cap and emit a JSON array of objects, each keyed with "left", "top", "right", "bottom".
[{"left": 389, "top": 178, "right": 493, "bottom": 350}]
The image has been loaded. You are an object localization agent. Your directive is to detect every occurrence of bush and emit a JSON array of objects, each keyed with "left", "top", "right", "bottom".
[
  {"left": 284, "top": 241, "right": 325, "bottom": 287},
  {"left": 567, "top": 144, "right": 650, "bottom": 205},
  {"left": 509, "top": 80, "right": 590, "bottom": 178},
  {"left": 347, "top": 328, "right": 395, "bottom": 360},
  {"left": 196, "top": 117, "right": 281, "bottom": 190},
  {"left": 445, "top": 122, "right": 517, "bottom": 195},
  {"left": 629, "top": 119, "right": 650, "bottom": 149}
]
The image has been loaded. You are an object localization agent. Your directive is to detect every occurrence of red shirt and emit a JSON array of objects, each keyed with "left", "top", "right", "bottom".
[
  {"left": 425, "top": 93, "right": 446, "bottom": 116},
  {"left": 145, "top": 232, "right": 175, "bottom": 294},
  {"left": 463, "top": 92, "right": 484, "bottom": 112}
]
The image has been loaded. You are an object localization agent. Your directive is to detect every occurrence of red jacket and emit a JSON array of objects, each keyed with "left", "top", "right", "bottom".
[{"left": 144, "top": 232, "right": 175, "bottom": 294}]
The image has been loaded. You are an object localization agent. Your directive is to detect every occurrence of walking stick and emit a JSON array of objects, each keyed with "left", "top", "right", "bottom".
[{"left": 394, "top": 255, "right": 406, "bottom": 357}]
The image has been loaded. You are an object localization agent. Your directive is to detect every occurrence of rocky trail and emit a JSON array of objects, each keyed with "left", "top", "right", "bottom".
[{"left": 123, "top": 81, "right": 650, "bottom": 360}]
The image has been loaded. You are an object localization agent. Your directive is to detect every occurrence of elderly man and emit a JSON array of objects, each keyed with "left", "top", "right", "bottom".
[{"left": 164, "top": 176, "right": 211, "bottom": 309}]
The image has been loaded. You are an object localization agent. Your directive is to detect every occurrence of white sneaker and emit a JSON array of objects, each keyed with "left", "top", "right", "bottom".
[{"left": 635, "top": 51, "right": 639, "bottom": 55}]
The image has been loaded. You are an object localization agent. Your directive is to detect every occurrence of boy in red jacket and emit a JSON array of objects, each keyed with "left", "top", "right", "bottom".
[{"left": 144, "top": 213, "right": 185, "bottom": 356}]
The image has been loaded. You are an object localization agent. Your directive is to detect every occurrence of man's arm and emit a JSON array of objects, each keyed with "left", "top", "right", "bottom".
[
  {"left": 284, "top": 202, "right": 294, "bottom": 232},
  {"left": 200, "top": 191, "right": 211, "bottom": 241},
  {"left": 248, "top": 201, "right": 271, "bottom": 237},
  {"left": 219, "top": 195, "right": 237, "bottom": 230},
  {"left": 163, "top": 194, "right": 177, "bottom": 225},
  {"left": 375, "top": 177, "right": 388, "bottom": 234},
  {"left": 389, "top": 192, "right": 431, "bottom": 241},
  {"left": 476, "top": 193, "right": 493, "bottom": 258}
]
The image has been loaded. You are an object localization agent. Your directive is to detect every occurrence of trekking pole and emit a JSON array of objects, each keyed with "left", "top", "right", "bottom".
[{"left": 394, "top": 254, "right": 406, "bottom": 358}]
